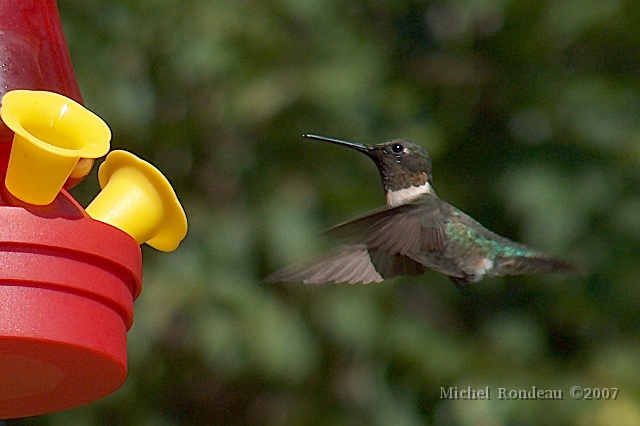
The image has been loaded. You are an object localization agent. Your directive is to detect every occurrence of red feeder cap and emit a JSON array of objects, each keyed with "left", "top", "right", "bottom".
[{"left": 0, "top": 190, "right": 142, "bottom": 418}]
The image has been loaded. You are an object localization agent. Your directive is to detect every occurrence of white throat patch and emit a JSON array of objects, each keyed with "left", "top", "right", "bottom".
[{"left": 386, "top": 182, "right": 434, "bottom": 207}]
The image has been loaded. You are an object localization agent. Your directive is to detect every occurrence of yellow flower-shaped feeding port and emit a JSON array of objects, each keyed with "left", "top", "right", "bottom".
[
  {"left": 1, "top": 90, "right": 111, "bottom": 205},
  {"left": 86, "top": 150, "right": 188, "bottom": 252}
]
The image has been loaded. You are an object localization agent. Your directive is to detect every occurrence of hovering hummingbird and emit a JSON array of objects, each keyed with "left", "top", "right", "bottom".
[{"left": 266, "top": 134, "right": 579, "bottom": 288}]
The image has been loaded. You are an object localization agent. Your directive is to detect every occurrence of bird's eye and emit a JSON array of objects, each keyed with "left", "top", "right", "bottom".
[{"left": 391, "top": 143, "right": 404, "bottom": 153}]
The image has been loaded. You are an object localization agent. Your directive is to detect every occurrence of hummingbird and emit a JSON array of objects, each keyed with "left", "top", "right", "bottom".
[{"left": 266, "top": 134, "right": 579, "bottom": 288}]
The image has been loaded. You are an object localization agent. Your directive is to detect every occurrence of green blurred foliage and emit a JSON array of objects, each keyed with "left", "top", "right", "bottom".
[{"left": 12, "top": 0, "right": 640, "bottom": 424}]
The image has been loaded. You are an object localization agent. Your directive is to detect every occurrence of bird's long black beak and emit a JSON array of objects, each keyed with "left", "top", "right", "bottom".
[{"left": 302, "top": 134, "right": 371, "bottom": 155}]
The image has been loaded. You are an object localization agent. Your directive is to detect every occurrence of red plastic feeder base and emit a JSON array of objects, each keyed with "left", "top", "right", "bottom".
[{"left": 0, "top": 188, "right": 142, "bottom": 419}]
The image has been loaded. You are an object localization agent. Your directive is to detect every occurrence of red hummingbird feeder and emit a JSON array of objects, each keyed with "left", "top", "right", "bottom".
[{"left": 0, "top": 0, "right": 187, "bottom": 418}]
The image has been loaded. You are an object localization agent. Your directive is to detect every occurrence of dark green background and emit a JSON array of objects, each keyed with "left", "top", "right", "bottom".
[{"left": 13, "top": 0, "right": 640, "bottom": 424}]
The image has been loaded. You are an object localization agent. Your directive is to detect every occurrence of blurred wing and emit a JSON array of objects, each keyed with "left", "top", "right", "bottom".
[
  {"left": 265, "top": 197, "right": 455, "bottom": 285},
  {"left": 265, "top": 245, "right": 384, "bottom": 284},
  {"left": 265, "top": 245, "right": 428, "bottom": 284},
  {"left": 326, "top": 196, "right": 452, "bottom": 254},
  {"left": 369, "top": 250, "right": 428, "bottom": 278}
]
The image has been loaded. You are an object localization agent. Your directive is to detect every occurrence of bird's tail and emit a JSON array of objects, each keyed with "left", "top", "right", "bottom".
[{"left": 495, "top": 254, "right": 584, "bottom": 277}]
